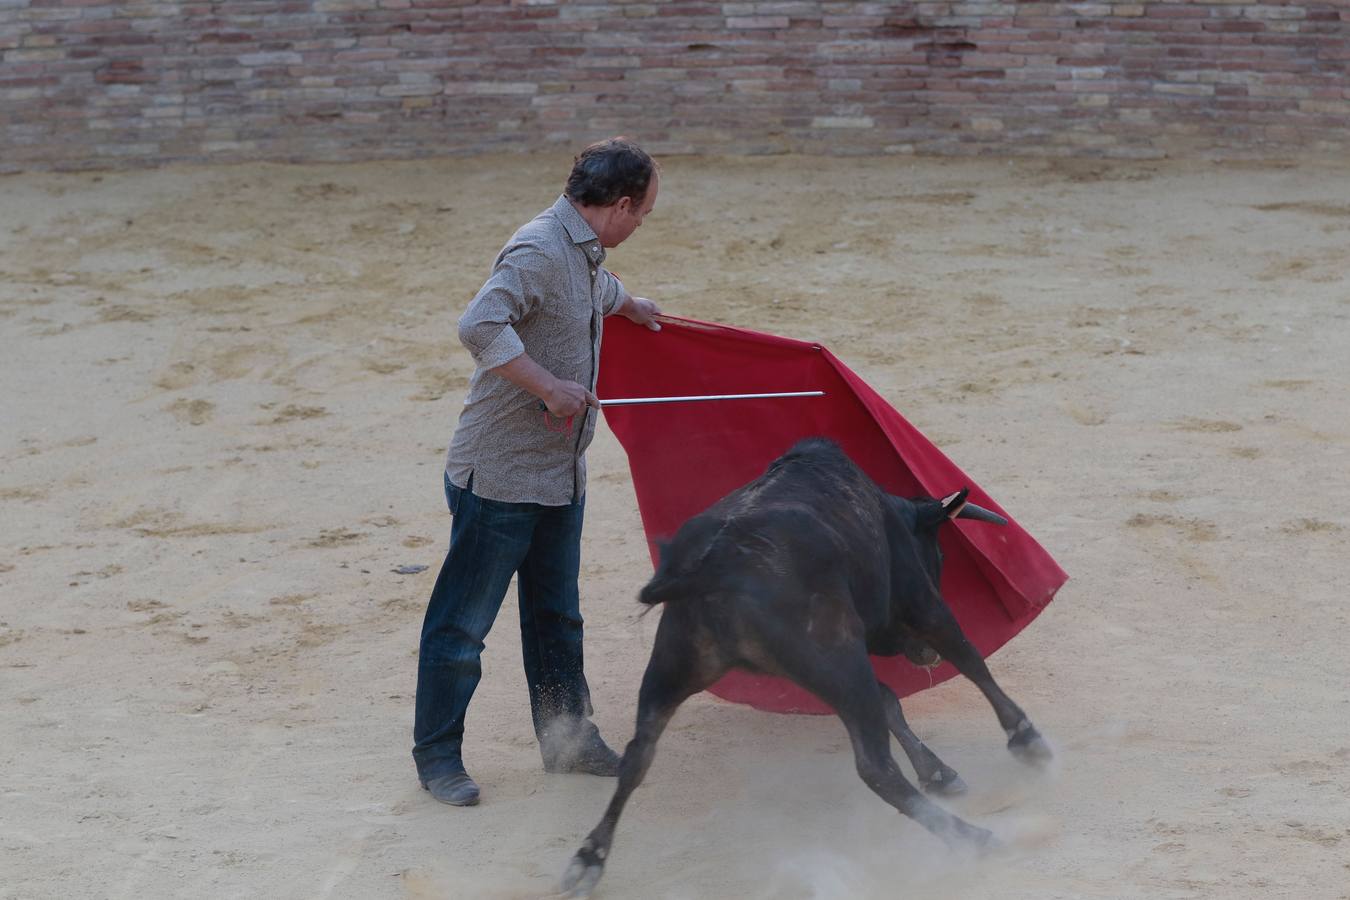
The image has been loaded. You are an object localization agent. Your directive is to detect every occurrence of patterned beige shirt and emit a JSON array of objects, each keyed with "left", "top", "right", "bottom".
[{"left": 444, "top": 195, "right": 628, "bottom": 505}]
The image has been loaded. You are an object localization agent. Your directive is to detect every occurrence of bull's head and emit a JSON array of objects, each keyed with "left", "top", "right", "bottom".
[
  {"left": 915, "top": 487, "right": 1007, "bottom": 565},
  {"left": 896, "top": 488, "right": 1007, "bottom": 667}
]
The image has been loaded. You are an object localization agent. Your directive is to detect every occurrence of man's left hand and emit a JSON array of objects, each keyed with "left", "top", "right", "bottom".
[{"left": 622, "top": 295, "right": 662, "bottom": 331}]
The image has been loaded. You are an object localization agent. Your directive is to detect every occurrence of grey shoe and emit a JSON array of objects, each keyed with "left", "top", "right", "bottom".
[{"left": 421, "top": 771, "right": 480, "bottom": 806}]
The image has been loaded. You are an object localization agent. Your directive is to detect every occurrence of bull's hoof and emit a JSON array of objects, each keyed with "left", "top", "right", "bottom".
[
  {"left": 971, "top": 825, "right": 1002, "bottom": 854},
  {"left": 558, "top": 843, "right": 606, "bottom": 898},
  {"left": 938, "top": 817, "right": 1000, "bottom": 853},
  {"left": 1007, "top": 726, "right": 1053, "bottom": 766},
  {"left": 920, "top": 767, "right": 968, "bottom": 797}
]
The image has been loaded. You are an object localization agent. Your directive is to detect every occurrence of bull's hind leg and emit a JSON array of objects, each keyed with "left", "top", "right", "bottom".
[
  {"left": 876, "top": 682, "right": 967, "bottom": 796},
  {"left": 559, "top": 611, "right": 728, "bottom": 898},
  {"left": 911, "top": 605, "right": 1052, "bottom": 764},
  {"left": 775, "top": 639, "right": 994, "bottom": 850}
]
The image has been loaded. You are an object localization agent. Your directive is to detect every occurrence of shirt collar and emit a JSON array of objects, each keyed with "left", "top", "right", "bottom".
[{"left": 551, "top": 195, "right": 605, "bottom": 261}]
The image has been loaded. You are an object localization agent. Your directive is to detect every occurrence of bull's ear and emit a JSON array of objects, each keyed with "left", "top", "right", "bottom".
[{"left": 939, "top": 488, "right": 970, "bottom": 521}]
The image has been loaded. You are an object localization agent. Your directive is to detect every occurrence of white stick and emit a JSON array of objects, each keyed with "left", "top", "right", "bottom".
[{"left": 600, "top": 391, "right": 824, "bottom": 407}]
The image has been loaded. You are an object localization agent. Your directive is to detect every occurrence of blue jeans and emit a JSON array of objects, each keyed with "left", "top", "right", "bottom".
[{"left": 413, "top": 472, "right": 596, "bottom": 781}]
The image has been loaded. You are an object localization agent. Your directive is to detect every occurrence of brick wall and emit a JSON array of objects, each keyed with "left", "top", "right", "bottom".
[{"left": 1, "top": 1, "right": 1346, "bottom": 171}]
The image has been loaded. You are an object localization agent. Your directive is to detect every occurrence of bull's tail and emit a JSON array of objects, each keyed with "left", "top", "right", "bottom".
[
  {"left": 640, "top": 515, "right": 738, "bottom": 606},
  {"left": 638, "top": 539, "right": 701, "bottom": 606},
  {"left": 639, "top": 574, "right": 697, "bottom": 606}
]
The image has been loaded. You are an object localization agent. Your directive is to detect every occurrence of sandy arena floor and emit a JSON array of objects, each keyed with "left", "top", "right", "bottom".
[{"left": 2, "top": 153, "right": 1349, "bottom": 899}]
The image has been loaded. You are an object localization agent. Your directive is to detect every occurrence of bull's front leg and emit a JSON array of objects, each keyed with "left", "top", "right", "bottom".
[
  {"left": 876, "top": 682, "right": 967, "bottom": 796},
  {"left": 912, "top": 606, "right": 1052, "bottom": 765}
]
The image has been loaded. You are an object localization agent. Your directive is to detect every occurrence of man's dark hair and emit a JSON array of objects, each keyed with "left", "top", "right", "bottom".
[{"left": 565, "top": 137, "right": 657, "bottom": 208}]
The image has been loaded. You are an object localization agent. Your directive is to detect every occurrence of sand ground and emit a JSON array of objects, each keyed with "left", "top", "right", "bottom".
[{"left": 2, "top": 153, "right": 1349, "bottom": 900}]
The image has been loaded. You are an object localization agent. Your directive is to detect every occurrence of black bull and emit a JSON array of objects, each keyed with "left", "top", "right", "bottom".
[{"left": 560, "top": 438, "right": 1052, "bottom": 897}]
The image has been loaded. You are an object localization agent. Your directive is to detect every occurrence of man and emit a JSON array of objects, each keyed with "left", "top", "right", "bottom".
[{"left": 413, "top": 137, "right": 662, "bottom": 807}]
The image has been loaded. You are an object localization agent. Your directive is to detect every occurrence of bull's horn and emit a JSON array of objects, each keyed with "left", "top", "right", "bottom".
[{"left": 957, "top": 502, "right": 1007, "bottom": 526}]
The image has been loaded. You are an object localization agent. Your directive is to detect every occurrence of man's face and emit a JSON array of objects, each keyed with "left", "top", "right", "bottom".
[{"left": 599, "top": 171, "right": 659, "bottom": 249}]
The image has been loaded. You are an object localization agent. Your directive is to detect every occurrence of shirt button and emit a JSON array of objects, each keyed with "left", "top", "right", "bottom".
[{"left": 590, "top": 269, "right": 596, "bottom": 276}]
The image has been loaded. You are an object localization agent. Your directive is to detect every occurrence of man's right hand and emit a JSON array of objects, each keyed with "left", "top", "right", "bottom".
[
  {"left": 490, "top": 353, "right": 600, "bottom": 418},
  {"left": 543, "top": 379, "right": 600, "bottom": 417}
]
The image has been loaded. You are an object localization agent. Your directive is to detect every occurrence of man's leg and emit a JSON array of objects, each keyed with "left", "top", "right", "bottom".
[
  {"left": 516, "top": 494, "right": 617, "bottom": 774},
  {"left": 413, "top": 477, "right": 537, "bottom": 797}
]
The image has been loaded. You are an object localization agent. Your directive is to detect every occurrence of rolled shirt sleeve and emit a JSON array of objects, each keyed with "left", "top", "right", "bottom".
[
  {"left": 457, "top": 243, "right": 550, "bottom": 370},
  {"left": 597, "top": 269, "right": 628, "bottom": 317}
]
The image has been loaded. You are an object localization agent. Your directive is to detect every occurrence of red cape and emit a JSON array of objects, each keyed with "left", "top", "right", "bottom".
[{"left": 598, "top": 316, "right": 1067, "bottom": 714}]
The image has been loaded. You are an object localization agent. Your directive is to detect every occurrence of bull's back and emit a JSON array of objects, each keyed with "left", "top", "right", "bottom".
[{"left": 640, "top": 439, "right": 890, "bottom": 607}]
